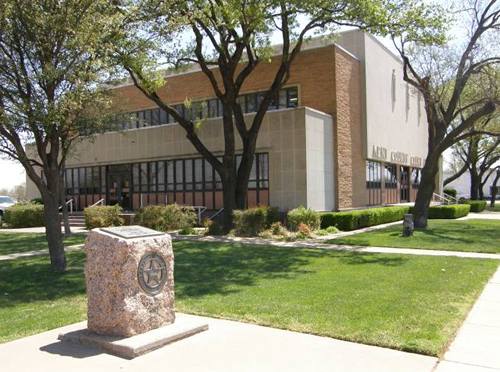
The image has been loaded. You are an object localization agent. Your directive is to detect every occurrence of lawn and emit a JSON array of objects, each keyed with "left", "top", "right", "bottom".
[
  {"left": 0, "top": 233, "right": 87, "bottom": 255},
  {"left": 486, "top": 204, "right": 500, "bottom": 212},
  {"left": 330, "top": 219, "right": 500, "bottom": 254},
  {"left": 0, "top": 241, "right": 497, "bottom": 357}
]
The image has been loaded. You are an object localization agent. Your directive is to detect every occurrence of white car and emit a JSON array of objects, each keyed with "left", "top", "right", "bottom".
[{"left": 0, "top": 195, "right": 16, "bottom": 217}]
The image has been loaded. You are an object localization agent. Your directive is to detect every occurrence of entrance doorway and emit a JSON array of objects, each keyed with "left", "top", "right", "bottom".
[
  {"left": 400, "top": 166, "right": 410, "bottom": 203},
  {"left": 107, "top": 164, "right": 132, "bottom": 210}
]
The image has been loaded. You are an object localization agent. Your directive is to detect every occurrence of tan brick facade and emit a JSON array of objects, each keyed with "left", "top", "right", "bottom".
[
  {"left": 111, "top": 46, "right": 337, "bottom": 117},
  {"left": 26, "top": 40, "right": 399, "bottom": 211},
  {"left": 333, "top": 47, "right": 365, "bottom": 209}
]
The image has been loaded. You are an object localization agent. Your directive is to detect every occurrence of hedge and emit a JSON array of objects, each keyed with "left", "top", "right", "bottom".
[
  {"left": 409, "top": 204, "right": 470, "bottom": 219},
  {"left": 84, "top": 205, "right": 124, "bottom": 229},
  {"left": 320, "top": 206, "right": 410, "bottom": 231},
  {"left": 134, "top": 204, "right": 196, "bottom": 232},
  {"left": 3, "top": 203, "right": 45, "bottom": 228},
  {"left": 461, "top": 200, "right": 487, "bottom": 213}
]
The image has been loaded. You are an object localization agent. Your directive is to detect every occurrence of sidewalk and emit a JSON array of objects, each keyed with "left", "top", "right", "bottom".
[
  {"left": 459, "top": 212, "right": 500, "bottom": 221},
  {"left": 435, "top": 267, "right": 500, "bottom": 371},
  {"left": 0, "top": 226, "right": 88, "bottom": 234},
  {"left": 0, "top": 244, "right": 84, "bottom": 261},
  {"left": 0, "top": 313, "right": 438, "bottom": 372}
]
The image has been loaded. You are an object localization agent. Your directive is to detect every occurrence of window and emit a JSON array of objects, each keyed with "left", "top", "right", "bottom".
[
  {"left": 166, "top": 161, "right": 174, "bottom": 191},
  {"left": 366, "top": 161, "right": 382, "bottom": 189},
  {"left": 157, "top": 161, "right": 165, "bottom": 191},
  {"left": 140, "top": 163, "right": 148, "bottom": 192},
  {"left": 384, "top": 164, "right": 397, "bottom": 188},
  {"left": 287, "top": 87, "right": 298, "bottom": 107},
  {"left": 149, "top": 162, "right": 157, "bottom": 192},
  {"left": 109, "top": 87, "right": 299, "bottom": 132},
  {"left": 411, "top": 168, "right": 421, "bottom": 189}
]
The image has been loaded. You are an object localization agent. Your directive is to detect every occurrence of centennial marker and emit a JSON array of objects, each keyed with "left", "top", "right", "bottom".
[{"left": 58, "top": 225, "right": 207, "bottom": 358}]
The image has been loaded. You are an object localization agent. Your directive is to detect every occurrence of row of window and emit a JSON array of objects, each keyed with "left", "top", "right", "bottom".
[
  {"left": 366, "top": 161, "right": 420, "bottom": 189},
  {"left": 64, "top": 153, "right": 269, "bottom": 197},
  {"left": 112, "top": 87, "right": 299, "bottom": 131},
  {"left": 366, "top": 160, "right": 421, "bottom": 205}
]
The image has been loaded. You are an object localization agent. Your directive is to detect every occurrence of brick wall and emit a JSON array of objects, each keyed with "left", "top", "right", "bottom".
[
  {"left": 333, "top": 47, "right": 365, "bottom": 209},
  {"left": 110, "top": 46, "right": 337, "bottom": 116}
]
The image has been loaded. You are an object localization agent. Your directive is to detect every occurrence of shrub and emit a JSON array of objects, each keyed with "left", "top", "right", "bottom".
[
  {"left": 287, "top": 206, "right": 321, "bottom": 231},
  {"left": 232, "top": 206, "right": 281, "bottom": 236},
  {"left": 461, "top": 200, "right": 487, "bottom": 213},
  {"left": 270, "top": 221, "right": 287, "bottom": 236},
  {"left": 179, "top": 226, "right": 196, "bottom": 235},
  {"left": 4, "top": 203, "right": 44, "bottom": 228},
  {"left": 326, "top": 226, "right": 339, "bottom": 234},
  {"left": 409, "top": 204, "right": 470, "bottom": 219},
  {"left": 84, "top": 205, "right": 124, "bottom": 229},
  {"left": 233, "top": 207, "right": 268, "bottom": 236},
  {"left": 296, "top": 223, "right": 312, "bottom": 239},
  {"left": 320, "top": 206, "right": 410, "bottom": 231},
  {"left": 443, "top": 188, "right": 457, "bottom": 199},
  {"left": 266, "top": 206, "right": 281, "bottom": 226},
  {"left": 204, "top": 219, "right": 224, "bottom": 235},
  {"left": 134, "top": 204, "right": 196, "bottom": 232},
  {"left": 30, "top": 197, "right": 44, "bottom": 205}
]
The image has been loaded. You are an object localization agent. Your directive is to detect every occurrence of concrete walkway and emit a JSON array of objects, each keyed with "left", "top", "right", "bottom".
[
  {"left": 0, "top": 313, "right": 438, "bottom": 372},
  {"left": 0, "top": 244, "right": 84, "bottom": 261},
  {"left": 0, "top": 226, "right": 87, "bottom": 233},
  {"left": 174, "top": 234, "right": 500, "bottom": 260},
  {"left": 459, "top": 212, "right": 500, "bottom": 221},
  {"left": 435, "top": 267, "right": 500, "bottom": 371}
]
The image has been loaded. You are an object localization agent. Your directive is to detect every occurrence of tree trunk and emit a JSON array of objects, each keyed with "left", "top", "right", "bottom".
[
  {"left": 413, "top": 154, "right": 440, "bottom": 228},
  {"left": 60, "top": 178, "right": 71, "bottom": 236},
  {"left": 221, "top": 175, "right": 237, "bottom": 233},
  {"left": 491, "top": 171, "right": 499, "bottom": 207},
  {"left": 43, "top": 192, "right": 66, "bottom": 272},
  {"left": 470, "top": 171, "right": 481, "bottom": 200}
]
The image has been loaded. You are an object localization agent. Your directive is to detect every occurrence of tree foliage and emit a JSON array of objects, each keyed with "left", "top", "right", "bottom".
[
  {"left": 390, "top": 0, "right": 500, "bottom": 227},
  {"left": 0, "top": 0, "right": 121, "bottom": 271},
  {"left": 116, "top": 0, "right": 445, "bottom": 230}
]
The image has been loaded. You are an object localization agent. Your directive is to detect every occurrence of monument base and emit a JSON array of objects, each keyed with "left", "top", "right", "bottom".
[{"left": 58, "top": 317, "right": 208, "bottom": 359}]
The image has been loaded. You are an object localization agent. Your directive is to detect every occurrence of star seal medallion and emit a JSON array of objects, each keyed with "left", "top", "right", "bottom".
[{"left": 137, "top": 253, "right": 168, "bottom": 295}]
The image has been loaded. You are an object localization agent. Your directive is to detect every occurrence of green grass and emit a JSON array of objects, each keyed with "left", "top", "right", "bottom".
[
  {"left": 486, "top": 204, "right": 500, "bottom": 212},
  {"left": 330, "top": 219, "right": 500, "bottom": 254},
  {"left": 0, "top": 233, "right": 87, "bottom": 255},
  {"left": 0, "top": 241, "right": 497, "bottom": 357}
]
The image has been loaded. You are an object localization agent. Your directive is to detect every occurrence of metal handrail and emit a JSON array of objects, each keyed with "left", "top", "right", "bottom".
[
  {"left": 191, "top": 206, "right": 207, "bottom": 225},
  {"left": 89, "top": 198, "right": 105, "bottom": 208},
  {"left": 433, "top": 193, "right": 457, "bottom": 205},
  {"left": 209, "top": 208, "right": 224, "bottom": 220},
  {"left": 65, "top": 198, "right": 74, "bottom": 214}
]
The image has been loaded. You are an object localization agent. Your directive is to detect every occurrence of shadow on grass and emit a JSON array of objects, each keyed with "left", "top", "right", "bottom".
[
  {"left": 174, "top": 241, "right": 408, "bottom": 299},
  {"left": 0, "top": 241, "right": 410, "bottom": 309},
  {"left": 0, "top": 251, "right": 86, "bottom": 308},
  {"left": 0, "top": 233, "right": 86, "bottom": 255},
  {"left": 337, "top": 251, "right": 408, "bottom": 266}
]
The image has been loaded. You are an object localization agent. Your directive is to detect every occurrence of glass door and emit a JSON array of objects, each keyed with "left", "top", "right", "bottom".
[
  {"left": 400, "top": 166, "right": 410, "bottom": 203},
  {"left": 107, "top": 164, "right": 132, "bottom": 210}
]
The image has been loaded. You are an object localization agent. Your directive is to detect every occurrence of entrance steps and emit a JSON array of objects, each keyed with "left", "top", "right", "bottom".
[{"left": 60, "top": 212, "right": 86, "bottom": 228}]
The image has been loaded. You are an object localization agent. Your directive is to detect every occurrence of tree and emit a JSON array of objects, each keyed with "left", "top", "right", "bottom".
[
  {"left": 391, "top": 0, "right": 500, "bottom": 227},
  {"left": 446, "top": 131, "right": 500, "bottom": 199},
  {"left": 117, "top": 0, "right": 444, "bottom": 231},
  {"left": 491, "top": 166, "right": 500, "bottom": 207},
  {"left": 0, "top": 1, "right": 119, "bottom": 271}
]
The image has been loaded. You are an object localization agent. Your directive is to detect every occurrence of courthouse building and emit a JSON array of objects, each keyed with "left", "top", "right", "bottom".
[{"left": 26, "top": 30, "right": 429, "bottom": 212}]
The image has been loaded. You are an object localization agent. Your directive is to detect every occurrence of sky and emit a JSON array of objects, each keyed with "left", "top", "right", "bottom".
[
  {"left": 0, "top": 2, "right": 480, "bottom": 190},
  {"left": 0, "top": 159, "right": 26, "bottom": 190}
]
